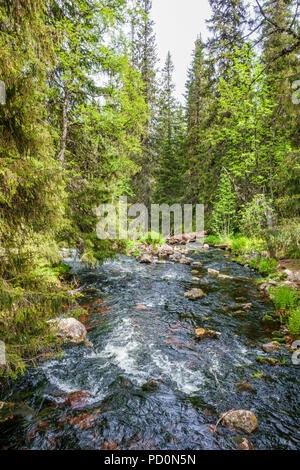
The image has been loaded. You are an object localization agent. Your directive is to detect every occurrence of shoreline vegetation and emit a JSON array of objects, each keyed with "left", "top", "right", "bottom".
[{"left": 0, "top": 0, "right": 299, "bottom": 395}]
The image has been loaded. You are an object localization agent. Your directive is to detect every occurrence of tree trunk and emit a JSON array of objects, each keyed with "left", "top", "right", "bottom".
[{"left": 57, "top": 88, "right": 70, "bottom": 167}]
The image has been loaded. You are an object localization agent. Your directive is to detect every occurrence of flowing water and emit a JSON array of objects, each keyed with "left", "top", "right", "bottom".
[{"left": 1, "top": 246, "right": 299, "bottom": 450}]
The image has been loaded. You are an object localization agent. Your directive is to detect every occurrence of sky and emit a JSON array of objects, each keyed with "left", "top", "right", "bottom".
[{"left": 152, "top": 0, "right": 212, "bottom": 103}]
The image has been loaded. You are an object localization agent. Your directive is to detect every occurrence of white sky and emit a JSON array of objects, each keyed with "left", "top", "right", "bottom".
[{"left": 152, "top": 0, "right": 212, "bottom": 102}]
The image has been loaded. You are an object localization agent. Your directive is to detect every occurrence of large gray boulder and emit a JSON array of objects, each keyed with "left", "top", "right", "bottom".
[{"left": 48, "top": 318, "right": 87, "bottom": 344}]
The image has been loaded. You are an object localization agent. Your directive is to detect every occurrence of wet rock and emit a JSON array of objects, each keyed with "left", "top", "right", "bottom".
[
  {"left": 236, "top": 382, "right": 256, "bottom": 394},
  {"left": 203, "top": 244, "right": 210, "bottom": 250},
  {"left": 221, "top": 409, "right": 258, "bottom": 434},
  {"left": 191, "top": 269, "right": 200, "bottom": 275},
  {"left": 179, "top": 257, "right": 193, "bottom": 265},
  {"left": 0, "top": 401, "right": 33, "bottom": 423},
  {"left": 207, "top": 268, "right": 219, "bottom": 278},
  {"left": 103, "top": 440, "right": 119, "bottom": 450},
  {"left": 140, "top": 254, "right": 153, "bottom": 264},
  {"left": 184, "top": 288, "right": 206, "bottom": 300},
  {"left": 241, "top": 302, "right": 253, "bottom": 311},
  {"left": 191, "top": 277, "right": 200, "bottom": 282},
  {"left": 48, "top": 318, "right": 87, "bottom": 344},
  {"left": 142, "top": 378, "right": 164, "bottom": 391},
  {"left": 218, "top": 273, "right": 235, "bottom": 280},
  {"left": 192, "top": 262, "right": 203, "bottom": 267},
  {"left": 136, "top": 304, "right": 147, "bottom": 310},
  {"left": 256, "top": 356, "right": 280, "bottom": 366},
  {"left": 262, "top": 341, "right": 281, "bottom": 353},
  {"left": 195, "top": 328, "right": 221, "bottom": 340},
  {"left": 66, "top": 409, "right": 100, "bottom": 430},
  {"left": 65, "top": 390, "right": 90, "bottom": 409},
  {"left": 235, "top": 436, "right": 255, "bottom": 450}
]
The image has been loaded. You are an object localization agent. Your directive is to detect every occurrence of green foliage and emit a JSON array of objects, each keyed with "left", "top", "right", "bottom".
[
  {"left": 257, "top": 257, "right": 278, "bottom": 275},
  {"left": 271, "top": 286, "right": 299, "bottom": 312},
  {"left": 139, "top": 231, "right": 165, "bottom": 246},
  {"left": 0, "top": 280, "right": 83, "bottom": 378},
  {"left": 205, "top": 235, "right": 222, "bottom": 245},
  {"left": 288, "top": 307, "right": 300, "bottom": 338},
  {"left": 264, "top": 220, "right": 300, "bottom": 259}
]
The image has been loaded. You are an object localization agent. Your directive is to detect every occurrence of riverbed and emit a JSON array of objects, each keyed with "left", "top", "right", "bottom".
[{"left": 1, "top": 246, "right": 299, "bottom": 450}]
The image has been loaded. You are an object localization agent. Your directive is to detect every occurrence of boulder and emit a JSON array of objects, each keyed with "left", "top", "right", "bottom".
[
  {"left": 65, "top": 391, "right": 90, "bottom": 409},
  {"left": 184, "top": 288, "right": 206, "bottom": 300},
  {"left": 179, "top": 257, "right": 193, "bottom": 265},
  {"left": 203, "top": 244, "right": 210, "bottom": 250},
  {"left": 48, "top": 318, "right": 87, "bottom": 344},
  {"left": 140, "top": 254, "right": 153, "bottom": 264},
  {"left": 221, "top": 409, "right": 258, "bottom": 434},
  {"left": 195, "top": 328, "right": 221, "bottom": 340},
  {"left": 262, "top": 341, "right": 281, "bottom": 353},
  {"left": 236, "top": 436, "right": 254, "bottom": 450},
  {"left": 207, "top": 268, "right": 219, "bottom": 278},
  {"left": 236, "top": 382, "right": 256, "bottom": 394}
]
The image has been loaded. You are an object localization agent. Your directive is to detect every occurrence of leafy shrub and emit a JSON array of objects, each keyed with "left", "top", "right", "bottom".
[
  {"left": 231, "top": 236, "right": 249, "bottom": 254},
  {"left": 264, "top": 220, "right": 300, "bottom": 259},
  {"left": 139, "top": 231, "right": 165, "bottom": 246},
  {"left": 271, "top": 286, "right": 299, "bottom": 311},
  {"left": 240, "top": 194, "right": 274, "bottom": 236},
  {"left": 288, "top": 307, "right": 300, "bottom": 337},
  {"left": 257, "top": 257, "right": 278, "bottom": 275},
  {"left": 205, "top": 235, "right": 222, "bottom": 244}
]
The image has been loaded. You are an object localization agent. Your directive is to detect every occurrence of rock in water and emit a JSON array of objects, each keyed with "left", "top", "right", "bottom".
[
  {"left": 184, "top": 288, "right": 206, "bottom": 300},
  {"left": 195, "top": 328, "right": 221, "bottom": 340},
  {"left": 221, "top": 409, "right": 258, "bottom": 434},
  {"left": 48, "top": 318, "right": 87, "bottom": 344},
  {"left": 262, "top": 341, "right": 281, "bottom": 353},
  {"left": 140, "top": 254, "right": 153, "bottom": 264},
  {"left": 236, "top": 436, "right": 255, "bottom": 450},
  {"left": 207, "top": 268, "right": 219, "bottom": 277},
  {"left": 236, "top": 382, "right": 256, "bottom": 394},
  {"left": 0, "top": 402, "right": 33, "bottom": 422}
]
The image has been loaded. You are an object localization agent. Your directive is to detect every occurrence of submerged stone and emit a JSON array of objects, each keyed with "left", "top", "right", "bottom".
[
  {"left": 184, "top": 288, "right": 206, "bottom": 300},
  {"left": 221, "top": 409, "right": 258, "bottom": 434},
  {"left": 262, "top": 341, "right": 281, "bottom": 353},
  {"left": 236, "top": 382, "right": 256, "bottom": 394},
  {"left": 195, "top": 328, "right": 221, "bottom": 340}
]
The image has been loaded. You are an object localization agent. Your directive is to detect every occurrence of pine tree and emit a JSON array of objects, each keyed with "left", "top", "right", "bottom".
[
  {"left": 155, "top": 52, "right": 185, "bottom": 204},
  {"left": 207, "top": 0, "right": 249, "bottom": 75},
  {"left": 258, "top": 0, "right": 300, "bottom": 218},
  {"left": 184, "top": 37, "right": 217, "bottom": 210},
  {"left": 130, "top": 0, "right": 159, "bottom": 207}
]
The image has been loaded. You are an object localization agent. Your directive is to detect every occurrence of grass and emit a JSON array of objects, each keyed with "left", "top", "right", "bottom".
[
  {"left": 271, "top": 285, "right": 299, "bottom": 311},
  {"left": 205, "top": 234, "right": 222, "bottom": 245},
  {"left": 288, "top": 307, "right": 300, "bottom": 338},
  {"left": 139, "top": 231, "right": 165, "bottom": 247}
]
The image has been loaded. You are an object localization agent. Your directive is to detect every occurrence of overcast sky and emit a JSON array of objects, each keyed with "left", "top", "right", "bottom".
[{"left": 152, "top": 0, "right": 212, "bottom": 103}]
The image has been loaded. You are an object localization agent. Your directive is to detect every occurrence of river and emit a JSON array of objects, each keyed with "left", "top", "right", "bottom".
[{"left": 1, "top": 245, "right": 299, "bottom": 450}]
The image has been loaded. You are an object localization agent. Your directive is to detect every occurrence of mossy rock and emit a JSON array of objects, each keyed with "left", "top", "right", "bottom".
[
  {"left": 236, "top": 382, "right": 256, "bottom": 394},
  {"left": 256, "top": 356, "right": 280, "bottom": 366}
]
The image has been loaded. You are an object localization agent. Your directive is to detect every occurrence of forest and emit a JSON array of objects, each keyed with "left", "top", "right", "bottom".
[{"left": 0, "top": 0, "right": 299, "bottom": 394}]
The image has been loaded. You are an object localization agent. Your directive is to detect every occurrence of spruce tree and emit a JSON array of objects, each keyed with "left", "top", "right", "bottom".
[
  {"left": 130, "top": 0, "right": 159, "bottom": 207},
  {"left": 155, "top": 52, "right": 185, "bottom": 204}
]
